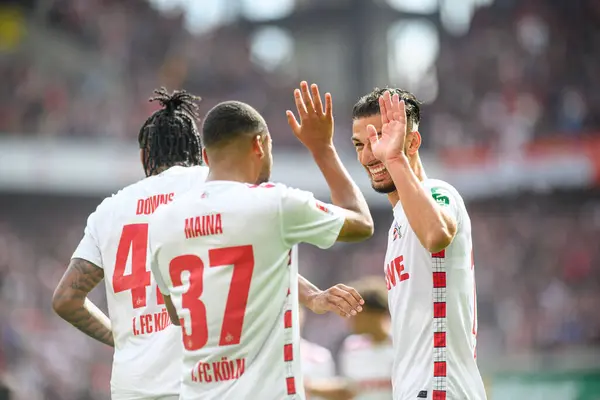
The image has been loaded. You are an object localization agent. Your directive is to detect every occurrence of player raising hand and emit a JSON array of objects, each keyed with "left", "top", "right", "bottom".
[
  {"left": 149, "top": 83, "right": 373, "bottom": 400},
  {"left": 351, "top": 89, "right": 486, "bottom": 400}
]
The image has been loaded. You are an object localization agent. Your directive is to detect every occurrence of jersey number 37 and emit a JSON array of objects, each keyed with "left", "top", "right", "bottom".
[{"left": 113, "top": 223, "right": 255, "bottom": 351}]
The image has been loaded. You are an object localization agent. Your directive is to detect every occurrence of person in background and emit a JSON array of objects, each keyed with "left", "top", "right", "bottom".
[
  {"left": 339, "top": 276, "right": 394, "bottom": 400},
  {"left": 300, "top": 297, "right": 357, "bottom": 400}
]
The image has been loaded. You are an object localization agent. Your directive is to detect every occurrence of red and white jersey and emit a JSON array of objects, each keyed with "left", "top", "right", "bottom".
[
  {"left": 149, "top": 181, "right": 345, "bottom": 400},
  {"left": 384, "top": 179, "right": 486, "bottom": 400},
  {"left": 339, "top": 334, "right": 394, "bottom": 400},
  {"left": 71, "top": 165, "right": 209, "bottom": 400}
]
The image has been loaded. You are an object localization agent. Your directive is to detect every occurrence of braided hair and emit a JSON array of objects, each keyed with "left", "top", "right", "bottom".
[{"left": 138, "top": 87, "right": 203, "bottom": 177}]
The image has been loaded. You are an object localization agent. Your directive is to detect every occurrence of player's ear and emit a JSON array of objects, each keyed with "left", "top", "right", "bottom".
[
  {"left": 202, "top": 148, "right": 210, "bottom": 166},
  {"left": 406, "top": 130, "right": 421, "bottom": 156},
  {"left": 252, "top": 135, "right": 265, "bottom": 159}
]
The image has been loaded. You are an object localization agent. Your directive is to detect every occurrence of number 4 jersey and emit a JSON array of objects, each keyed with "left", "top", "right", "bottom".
[
  {"left": 71, "top": 165, "right": 209, "bottom": 400},
  {"left": 385, "top": 179, "right": 487, "bottom": 400},
  {"left": 148, "top": 181, "right": 346, "bottom": 400}
]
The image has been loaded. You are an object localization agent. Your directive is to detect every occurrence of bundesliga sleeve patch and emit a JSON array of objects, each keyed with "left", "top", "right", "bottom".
[{"left": 431, "top": 187, "right": 450, "bottom": 206}]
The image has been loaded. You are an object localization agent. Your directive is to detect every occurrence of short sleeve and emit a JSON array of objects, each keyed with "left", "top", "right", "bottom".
[
  {"left": 425, "top": 182, "right": 461, "bottom": 223},
  {"left": 280, "top": 187, "right": 345, "bottom": 249},
  {"left": 71, "top": 212, "right": 104, "bottom": 268}
]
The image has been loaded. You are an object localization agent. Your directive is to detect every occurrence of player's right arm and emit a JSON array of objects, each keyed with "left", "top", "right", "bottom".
[
  {"left": 52, "top": 258, "right": 114, "bottom": 347},
  {"left": 287, "top": 81, "right": 373, "bottom": 242},
  {"left": 299, "top": 275, "right": 364, "bottom": 318},
  {"left": 53, "top": 209, "right": 114, "bottom": 347}
]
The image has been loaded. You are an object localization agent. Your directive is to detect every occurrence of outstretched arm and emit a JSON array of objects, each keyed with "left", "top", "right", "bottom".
[
  {"left": 52, "top": 258, "right": 114, "bottom": 347},
  {"left": 287, "top": 81, "right": 374, "bottom": 242},
  {"left": 299, "top": 275, "right": 364, "bottom": 318}
]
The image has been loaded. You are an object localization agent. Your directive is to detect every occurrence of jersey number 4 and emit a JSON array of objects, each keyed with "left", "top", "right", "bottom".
[
  {"left": 113, "top": 224, "right": 164, "bottom": 308},
  {"left": 170, "top": 246, "right": 255, "bottom": 351}
]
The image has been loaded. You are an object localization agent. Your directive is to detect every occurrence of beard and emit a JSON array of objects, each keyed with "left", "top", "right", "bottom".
[
  {"left": 366, "top": 166, "right": 396, "bottom": 194},
  {"left": 372, "top": 181, "right": 396, "bottom": 194}
]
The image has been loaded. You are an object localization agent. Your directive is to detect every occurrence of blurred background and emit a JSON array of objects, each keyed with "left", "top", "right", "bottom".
[{"left": 1, "top": 0, "right": 600, "bottom": 399}]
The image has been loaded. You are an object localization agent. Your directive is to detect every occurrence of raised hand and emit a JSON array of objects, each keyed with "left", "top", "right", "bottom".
[
  {"left": 367, "top": 91, "right": 408, "bottom": 164},
  {"left": 286, "top": 81, "right": 334, "bottom": 153},
  {"left": 306, "top": 283, "right": 364, "bottom": 318}
]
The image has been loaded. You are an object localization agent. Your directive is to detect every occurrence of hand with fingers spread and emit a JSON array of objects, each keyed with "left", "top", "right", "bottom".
[
  {"left": 367, "top": 91, "right": 409, "bottom": 164},
  {"left": 305, "top": 284, "right": 364, "bottom": 318},
  {"left": 286, "top": 81, "right": 334, "bottom": 153}
]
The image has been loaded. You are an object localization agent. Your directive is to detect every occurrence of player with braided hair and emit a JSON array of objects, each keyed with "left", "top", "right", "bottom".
[
  {"left": 139, "top": 87, "right": 204, "bottom": 176},
  {"left": 52, "top": 88, "right": 208, "bottom": 400}
]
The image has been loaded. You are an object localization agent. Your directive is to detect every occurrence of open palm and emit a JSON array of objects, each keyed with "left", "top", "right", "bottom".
[{"left": 367, "top": 91, "right": 408, "bottom": 163}]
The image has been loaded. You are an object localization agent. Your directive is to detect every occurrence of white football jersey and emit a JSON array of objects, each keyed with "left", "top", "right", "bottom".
[
  {"left": 71, "top": 165, "right": 209, "bottom": 400},
  {"left": 384, "top": 179, "right": 486, "bottom": 400},
  {"left": 149, "top": 181, "right": 345, "bottom": 400},
  {"left": 339, "top": 334, "right": 394, "bottom": 400}
]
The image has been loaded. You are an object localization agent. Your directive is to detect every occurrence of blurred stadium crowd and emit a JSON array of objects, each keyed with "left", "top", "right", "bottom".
[
  {"left": 1, "top": 0, "right": 599, "bottom": 150},
  {"left": 1, "top": 0, "right": 599, "bottom": 399}
]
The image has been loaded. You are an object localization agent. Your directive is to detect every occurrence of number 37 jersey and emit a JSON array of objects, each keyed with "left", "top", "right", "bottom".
[
  {"left": 71, "top": 166, "right": 209, "bottom": 400},
  {"left": 149, "top": 181, "right": 345, "bottom": 400}
]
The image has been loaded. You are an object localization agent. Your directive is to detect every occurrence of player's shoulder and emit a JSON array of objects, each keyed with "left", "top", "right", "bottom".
[
  {"left": 238, "top": 182, "right": 312, "bottom": 202},
  {"left": 93, "top": 177, "right": 150, "bottom": 213},
  {"left": 423, "top": 178, "right": 459, "bottom": 193},
  {"left": 106, "top": 166, "right": 208, "bottom": 204},
  {"left": 245, "top": 181, "right": 289, "bottom": 193},
  {"left": 423, "top": 178, "right": 464, "bottom": 204},
  {"left": 341, "top": 334, "right": 374, "bottom": 352},
  {"left": 88, "top": 184, "right": 138, "bottom": 219},
  {"left": 301, "top": 338, "right": 334, "bottom": 364},
  {"left": 168, "top": 165, "right": 209, "bottom": 180}
]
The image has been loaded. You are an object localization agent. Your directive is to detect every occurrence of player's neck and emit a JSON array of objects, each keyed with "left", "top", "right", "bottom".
[
  {"left": 206, "top": 160, "right": 259, "bottom": 184},
  {"left": 386, "top": 154, "right": 427, "bottom": 208},
  {"left": 387, "top": 191, "right": 400, "bottom": 207},
  {"left": 410, "top": 153, "right": 427, "bottom": 181}
]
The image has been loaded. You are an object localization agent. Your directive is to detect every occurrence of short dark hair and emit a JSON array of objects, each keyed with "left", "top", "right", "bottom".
[
  {"left": 202, "top": 101, "right": 268, "bottom": 149},
  {"left": 352, "top": 87, "right": 422, "bottom": 130},
  {"left": 351, "top": 276, "right": 389, "bottom": 313},
  {"left": 138, "top": 87, "right": 203, "bottom": 176}
]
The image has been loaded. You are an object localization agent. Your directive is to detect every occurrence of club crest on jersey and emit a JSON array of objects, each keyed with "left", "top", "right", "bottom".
[
  {"left": 392, "top": 222, "right": 402, "bottom": 241},
  {"left": 315, "top": 201, "right": 332, "bottom": 214}
]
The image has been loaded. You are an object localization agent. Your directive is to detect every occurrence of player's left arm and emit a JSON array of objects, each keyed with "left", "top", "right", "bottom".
[
  {"left": 299, "top": 275, "right": 364, "bottom": 318},
  {"left": 161, "top": 295, "right": 181, "bottom": 326},
  {"left": 52, "top": 258, "right": 114, "bottom": 347},
  {"left": 387, "top": 160, "right": 457, "bottom": 253}
]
